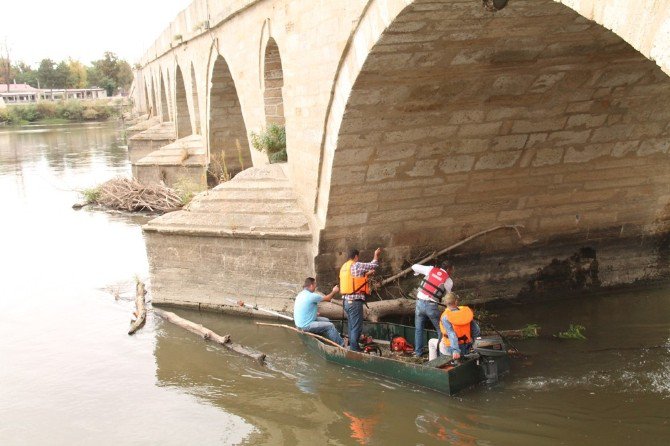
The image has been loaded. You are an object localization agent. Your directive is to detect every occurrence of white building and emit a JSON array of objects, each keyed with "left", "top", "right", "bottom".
[{"left": 0, "top": 83, "right": 107, "bottom": 104}]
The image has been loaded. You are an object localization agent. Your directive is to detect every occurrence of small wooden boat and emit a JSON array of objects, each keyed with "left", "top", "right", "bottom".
[{"left": 299, "top": 320, "right": 510, "bottom": 395}]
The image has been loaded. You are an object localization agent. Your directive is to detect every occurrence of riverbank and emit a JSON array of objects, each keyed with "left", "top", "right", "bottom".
[{"left": 0, "top": 99, "right": 127, "bottom": 126}]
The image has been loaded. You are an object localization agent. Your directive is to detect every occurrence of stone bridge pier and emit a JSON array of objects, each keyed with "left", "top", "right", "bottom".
[{"left": 130, "top": 0, "right": 670, "bottom": 313}]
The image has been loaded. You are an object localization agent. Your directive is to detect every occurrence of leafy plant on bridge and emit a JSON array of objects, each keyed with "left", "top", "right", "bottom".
[{"left": 250, "top": 123, "right": 287, "bottom": 163}]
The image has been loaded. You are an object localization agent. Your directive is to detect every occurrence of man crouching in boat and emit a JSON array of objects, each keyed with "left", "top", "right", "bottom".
[
  {"left": 428, "top": 292, "right": 481, "bottom": 360},
  {"left": 293, "top": 277, "right": 345, "bottom": 347}
]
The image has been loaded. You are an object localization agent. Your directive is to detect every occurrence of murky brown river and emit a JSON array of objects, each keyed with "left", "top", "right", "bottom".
[{"left": 1, "top": 122, "right": 669, "bottom": 445}]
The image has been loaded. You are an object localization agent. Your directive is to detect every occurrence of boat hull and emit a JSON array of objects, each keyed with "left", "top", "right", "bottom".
[{"left": 299, "top": 321, "right": 509, "bottom": 395}]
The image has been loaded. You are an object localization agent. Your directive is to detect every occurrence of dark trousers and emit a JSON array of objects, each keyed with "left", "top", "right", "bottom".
[{"left": 344, "top": 299, "right": 364, "bottom": 351}]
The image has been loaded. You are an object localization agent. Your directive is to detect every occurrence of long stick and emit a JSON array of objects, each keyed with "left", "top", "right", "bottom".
[
  {"left": 128, "top": 281, "right": 147, "bottom": 335},
  {"left": 380, "top": 224, "right": 524, "bottom": 286},
  {"left": 154, "top": 307, "right": 266, "bottom": 364},
  {"left": 256, "top": 322, "right": 344, "bottom": 349},
  {"left": 225, "top": 298, "right": 294, "bottom": 321}
]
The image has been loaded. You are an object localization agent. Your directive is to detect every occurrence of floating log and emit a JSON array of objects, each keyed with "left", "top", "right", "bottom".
[
  {"left": 153, "top": 308, "right": 266, "bottom": 364},
  {"left": 319, "top": 298, "right": 417, "bottom": 323},
  {"left": 256, "top": 322, "right": 344, "bottom": 349},
  {"left": 128, "top": 281, "right": 147, "bottom": 335}
]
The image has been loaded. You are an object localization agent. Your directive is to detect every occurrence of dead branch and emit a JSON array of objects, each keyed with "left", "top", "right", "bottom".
[
  {"left": 380, "top": 224, "right": 525, "bottom": 286},
  {"left": 86, "top": 177, "right": 184, "bottom": 213},
  {"left": 128, "top": 281, "right": 147, "bottom": 335}
]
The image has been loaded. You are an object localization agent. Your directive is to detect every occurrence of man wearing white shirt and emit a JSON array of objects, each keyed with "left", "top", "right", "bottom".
[{"left": 412, "top": 261, "right": 454, "bottom": 357}]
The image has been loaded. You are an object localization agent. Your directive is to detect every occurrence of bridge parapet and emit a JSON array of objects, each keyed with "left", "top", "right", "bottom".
[{"left": 140, "top": 0, "right": 260, "bottom": 67}]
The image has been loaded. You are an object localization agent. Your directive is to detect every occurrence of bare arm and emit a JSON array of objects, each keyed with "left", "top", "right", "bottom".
[{"left": 321, "top": 285, "right": 340, "bottom": 302}]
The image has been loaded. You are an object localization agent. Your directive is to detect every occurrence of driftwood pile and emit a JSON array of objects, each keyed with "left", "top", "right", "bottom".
[{"left": 90, "top": 177, "right": 183, "bottom": 213}]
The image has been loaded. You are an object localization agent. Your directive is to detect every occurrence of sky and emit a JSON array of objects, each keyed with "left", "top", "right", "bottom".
[{"left": 2, "top": 0, "right": 193, "bottom": 66}]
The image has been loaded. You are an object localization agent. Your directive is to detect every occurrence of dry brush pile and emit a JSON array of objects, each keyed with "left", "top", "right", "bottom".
[{"left": 82, "top": 177, "right": 184, "bottom": 213}]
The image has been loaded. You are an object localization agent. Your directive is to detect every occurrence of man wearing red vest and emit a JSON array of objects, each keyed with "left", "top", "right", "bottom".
[
  {"left": 411, "top": 261, "right": 453, "bottom": 357},
  {"left": 438, "top": 292, "right": 480, "bottom": 359}
]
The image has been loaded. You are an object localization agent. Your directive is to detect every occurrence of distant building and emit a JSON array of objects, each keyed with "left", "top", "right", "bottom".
[{"left": 0, "top": 83, "right": 107, "bottom": 104}]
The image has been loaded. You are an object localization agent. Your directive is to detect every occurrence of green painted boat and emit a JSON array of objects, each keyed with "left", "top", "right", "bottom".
[{"left": 299, "top": 320, "right": 510, "bottom": 395}]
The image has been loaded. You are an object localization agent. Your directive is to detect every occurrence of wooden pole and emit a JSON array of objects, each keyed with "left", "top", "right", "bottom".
[
  {"left": 380, "top": 224, "right": 524, "bottom": 286},
  {"left": 224, "top": 298, "right": 294, "bottom": 321},
  {"left": 154, "top": 307, "right": 266, "bottom": 364},
  {"left": 256, "top": 322, "right": 344, "bottom": 349},
  {"left": 128, "top": 281, "right": 147, "bottom": 335}
]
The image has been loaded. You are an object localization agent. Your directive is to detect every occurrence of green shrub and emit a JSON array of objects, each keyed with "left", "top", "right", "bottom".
[
  {"left": 173, "top": 177, "right": 200, "bottom": 205},
  {"left": 81, "top": 187, "right": 101, "bottom": 204},
  {"left": 269, "top": 148, "right": 287, "bottom": 163},
  {"left": 250, "top": 123, "right": 287, "bottom": 163},
  {"left": 12, "top": 105, "right": 39, "bottom": 122},
  {"left": 36, "top": 101, "right": 57, "bottom": 119},
  {"left": 57, "top": 100, "right": 84, "bottom": 121},
  {"left": 82, "top": 107, "right": 99, "bottom": 120},
  {"left": 0, "top": 108, "right": 9, "bottom": 123}
]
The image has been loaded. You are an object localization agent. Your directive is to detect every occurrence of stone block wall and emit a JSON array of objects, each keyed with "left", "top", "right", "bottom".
[
  {"left": 316, "top": 0, "right": 670, "bottom": 297},
  {"left": 134, "top": 0, "right": 670, "bottom": 307},
  {"left": 145, "top": 231, "right": 313, "bottom": 313},
  {"left": 127, "top": 137, "right": 174, "bottom": 164}
]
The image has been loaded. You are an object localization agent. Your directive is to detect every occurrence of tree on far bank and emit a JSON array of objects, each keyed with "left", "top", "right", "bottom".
[
  {"left": 4, "top": 52, "right": 133, "bottom": 94},
  {"left": 89, "top": 52, "right": 133, "bottom": 96},
  {"left": 14, "top": 62, "right": 38, "bottom": 87},
  {"left": 37, "top": 58, "right": 57, "bottom": 89},
  {"left": 1, "top": 39, "right": 11, "bottom": 91},
  {"left": 54, "top": 61, "right": 71, "bottom": 88},
  {"left": 117, "top": 60, "right": 133, "bottom": 94},
  {"left": 67, "top": 59, "right": 87, "bottom": 88}
]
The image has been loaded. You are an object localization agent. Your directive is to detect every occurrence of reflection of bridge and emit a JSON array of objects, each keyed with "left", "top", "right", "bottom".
[{"left": 130, "top": 0, "right": 670, "bottom": 311}]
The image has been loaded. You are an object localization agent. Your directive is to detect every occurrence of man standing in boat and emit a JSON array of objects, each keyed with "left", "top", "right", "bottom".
[
  {"left": 339, "top": 248, "right": 381, "bottom": 351},
  {"left": 432, "top": 292, "right": 481, "bottom": 360},
  {"left": 293, "top": 277, "right": 345, "bottom": 346},
  {"left": 411, "top": 260, "right": 454, "bottom": 357}
]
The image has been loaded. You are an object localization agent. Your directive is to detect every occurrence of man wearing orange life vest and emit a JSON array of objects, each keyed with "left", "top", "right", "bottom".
[
  {"left": 339, "top": 248, "right": 381, "bottom": 351},
  {"left": 411, "top": 260, "right": 454, "bottom": 357},
  {"left": 436, "top": 292, "right": 480, "bottom": 360}
]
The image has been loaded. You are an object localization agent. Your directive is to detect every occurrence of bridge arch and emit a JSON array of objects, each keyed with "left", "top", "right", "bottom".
[
  {"left": 190, "top": 62, "right": 202, "bottom": 134},
  {"left": 158, "top": 69, "right": 170, "bottom": 122},
  {"left": 317, "top": 0, "right": 670, "bottom": 276},
  {"left": 144, "top": 76, "right": 154, "bottom": 117},
  {"left": 207, "top": 50, "right": 253, "bottom": 177},
  {"left": 262, "top": 37, "right": 286, "bottom": 127},
  {"left": 174, "top": 64, "right": 193, "bottom": 139}
]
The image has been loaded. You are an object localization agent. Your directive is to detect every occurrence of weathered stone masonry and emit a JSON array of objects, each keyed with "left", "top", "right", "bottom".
[{"left": 132, "top": 0, "right": 670, "bottom": 310}]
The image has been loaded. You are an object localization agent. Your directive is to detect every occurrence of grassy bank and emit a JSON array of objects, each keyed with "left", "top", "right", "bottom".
[{"left": 0, "top": 100, "right": 122, "bottom": 125}]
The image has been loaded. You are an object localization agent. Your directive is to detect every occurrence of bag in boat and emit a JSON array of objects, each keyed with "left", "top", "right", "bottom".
[{"left": 390, "top": 335, "right": 414, "bottom": 354}]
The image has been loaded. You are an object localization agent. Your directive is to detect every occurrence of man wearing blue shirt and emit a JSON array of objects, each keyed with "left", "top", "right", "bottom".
[{"left": 293, "top": 277, "right": 344, "bottom": 346}]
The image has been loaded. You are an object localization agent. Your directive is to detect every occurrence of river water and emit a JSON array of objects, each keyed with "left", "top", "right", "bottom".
[{"left": 0, "top": 122, "right": 668, "bottom": 445}]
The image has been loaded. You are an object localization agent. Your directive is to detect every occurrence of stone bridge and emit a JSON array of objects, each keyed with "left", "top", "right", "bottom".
[{"left": 129, "top": 0, "right": 670, "bottom": 313}]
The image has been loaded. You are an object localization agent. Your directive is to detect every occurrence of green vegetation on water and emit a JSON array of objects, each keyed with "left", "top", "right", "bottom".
[
  {"left": 0, "top": 100, "right": 121, "bottom": 125},
  {"left": 81, "top": 187, "right": 102, "bottom": 204},
  {"left": 556, "top": 324, "right": 587, "bottom": 340},
  {"left": 521, "top": 323, "right": 541, "bottom": 338}
]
